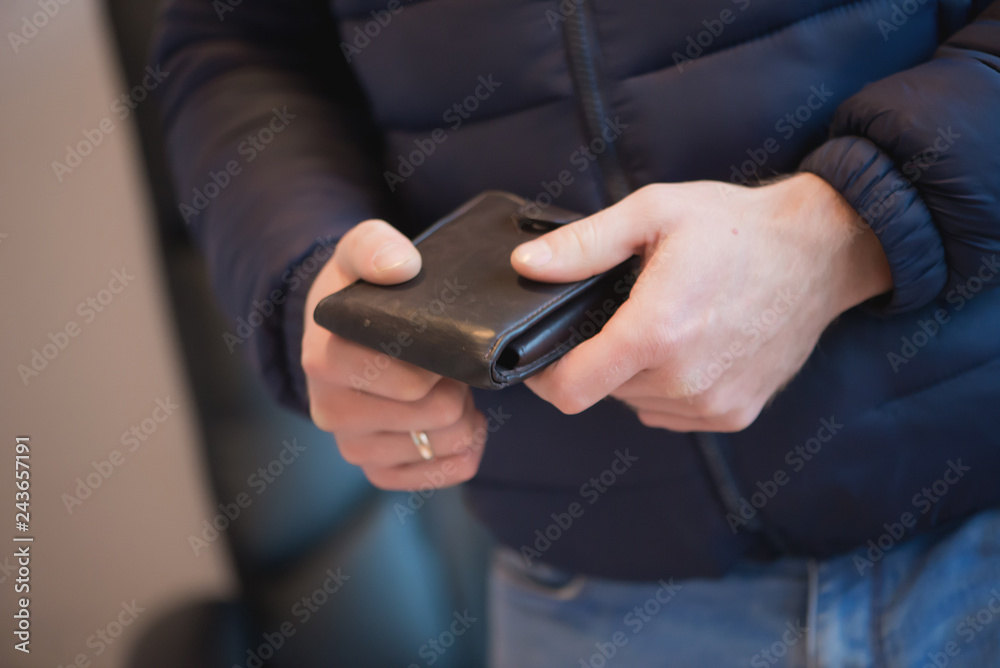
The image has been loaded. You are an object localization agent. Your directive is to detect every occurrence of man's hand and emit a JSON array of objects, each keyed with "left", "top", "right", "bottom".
[
  {"left": 303, "top": 220, "right": 487, "bottom": 490},
  {"left": 511, "top": 174, "right": 892, "bottom": 432}
]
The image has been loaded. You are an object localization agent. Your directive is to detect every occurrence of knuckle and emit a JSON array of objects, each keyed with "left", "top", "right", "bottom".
[
  {"left": 632, "top": 183, "right": 660, "bottom": 204},
  {"left": 302, "top": 334, "right": 347, "bottom": 382},
  {"left": 661, "top": 372, "right": 697, "bottom": 400},
  {"left": 567, "top": 219, "right": 600, "bottom": 258},
  {"left": 362, "top": 466, "right": 399, "bottom": 491},
  {"left": 439, "top": 398, "right": 466, "bottom": 426},
  {"left": 361, "top": 219, "right": 402, "bottom": 253},
  {"left": 309, "top": 403, "right": 337, "bottom": 434},
  {"left": 353, "top": 218, "right": 389, "bottom": 242},
  {"left": 452, "top": 453, "right": 481, "bottom": 482},
  {"left": 335, "top": 223, "right": 366, "bottom": 260},
  {"left": 717, "top": 405, "right": 760, "bottom": 432},
  {"left": 392, "top": 374, "right": 436, "bottom": 402},
  {"left": 465, "top": 423, "right": 489, "bottom": 456},
  {"left": 452, "top": 429, "right": 486, "bottom": 461},
  {"left": 337, "top": 219, "right": 392, "bottom": 268},
  {"left": 625, "top": 311, "right": 680, "bottom": 369},
  {"left": 443, "top": 429, "right": 471, "bottom": 459},
  {"left": 635, "top": 410, "right": 663, "bottom": 429},
  {"left": 678, "top": 391, "right": 705, "bottom": 416},
  {"left": 673, "top": 366, "right": 710, "bottom": 399},
  {"left": 551, "top": 386, "right": 587, "bottom": 415},
  {"left": 628, "top": 334, "right": 668, "bottom": 375},
  {"left": 429, "top": 388, "right": 466, "bottom": 427},
  {"left": 632, "top": 183, "right": 671, "bottom": 213},
  {"left": 301, "top": 346, "right": 326, "bottom": 380},
  {"left": 336, "top": 439, "right": 365, "bottom": 466},
  {"left": 690, "top": 391, "right": 727, "bottom": 420}
]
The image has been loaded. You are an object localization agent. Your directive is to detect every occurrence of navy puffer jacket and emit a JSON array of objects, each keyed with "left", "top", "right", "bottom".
[{"left": 155, "top": 0, "right": 1000, "bottom": 579}]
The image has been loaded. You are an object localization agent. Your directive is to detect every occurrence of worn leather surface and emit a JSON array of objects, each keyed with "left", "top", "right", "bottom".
[{"left": 314, "top": 191, "right": 636, "bottom": 389}]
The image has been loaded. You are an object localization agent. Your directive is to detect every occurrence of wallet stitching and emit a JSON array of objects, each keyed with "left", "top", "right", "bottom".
[
  {"left": 486, "top": 279, "right": 598, "bottom": 364},
  {"left": 490, "top": 257, "right": 638, "bottom": 380}
]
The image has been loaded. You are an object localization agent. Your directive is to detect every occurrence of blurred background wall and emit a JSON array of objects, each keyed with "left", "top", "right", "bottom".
[
  {"left": 0, "top": 1, "right": 491, "bottom": 666},
  {"left": 0, "top": 0, "right": 232, "bottom": 665}
]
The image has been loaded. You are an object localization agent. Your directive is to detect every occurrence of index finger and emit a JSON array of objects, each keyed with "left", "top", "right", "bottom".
[
  {"left": 524, "top": 299, "right": 651, "bottom": 414},
  {"left": 304, "top": 327, "right": 442, "bottom": 401}
]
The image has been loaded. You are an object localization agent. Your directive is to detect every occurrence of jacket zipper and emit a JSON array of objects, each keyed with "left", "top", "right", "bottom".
[
  {"left": 562, "top": 0, "right": 630, "bottom": 204},
  {"left": 695, "top": 431, "right": 788, "bottom": 553},
  {"left": 565, "top": 1, "right": 787, "bottom": 556}
]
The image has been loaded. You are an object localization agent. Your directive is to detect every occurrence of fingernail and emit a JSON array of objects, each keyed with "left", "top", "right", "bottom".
[
  {"left": 373, "top": 242, "right": 417, "bottom": 272},
  {"left": 514, "top": 241, "right": 552, "bottom": 267}
]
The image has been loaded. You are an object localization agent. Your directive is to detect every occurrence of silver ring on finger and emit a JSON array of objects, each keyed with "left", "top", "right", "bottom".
[{"left": 410, "top": 430, "right": 434, "bottom": 461}]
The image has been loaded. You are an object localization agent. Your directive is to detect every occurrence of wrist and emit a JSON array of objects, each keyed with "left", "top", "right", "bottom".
[{"left": 773, "top": 173, "right": 893, "bottom": 319}]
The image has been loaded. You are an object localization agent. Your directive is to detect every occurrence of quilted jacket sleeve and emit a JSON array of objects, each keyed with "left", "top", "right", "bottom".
[
  {"left": 801, "top": 1, "right": 1000, "bottom": 314},
  {"left": 152, "top": 0, "right": 391, "bottom": 413}
]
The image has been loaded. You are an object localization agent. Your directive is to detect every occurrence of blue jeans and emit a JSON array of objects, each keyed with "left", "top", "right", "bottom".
[{"left": 488, "top": 508, "right": 1000, "bottom": 667}]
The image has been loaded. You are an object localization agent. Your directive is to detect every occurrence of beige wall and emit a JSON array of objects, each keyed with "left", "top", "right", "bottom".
[{"left": 0, "top": 0, "right": 233, "bottom": 666}]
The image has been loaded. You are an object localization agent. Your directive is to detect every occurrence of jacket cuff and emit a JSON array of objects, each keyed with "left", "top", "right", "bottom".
[
  {"left": 800, "top": 136, "right": 948, "bottom": 314},
  {"left": 264, "top": 238, "right": 335, "bottom": 416}
]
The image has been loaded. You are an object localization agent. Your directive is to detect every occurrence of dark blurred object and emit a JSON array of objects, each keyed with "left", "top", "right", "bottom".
[{"left": 100, "top": 2, "right": 491, "bottom": 666}]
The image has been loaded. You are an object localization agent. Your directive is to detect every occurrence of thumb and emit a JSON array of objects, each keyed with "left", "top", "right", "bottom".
[
  {"left": 510, "top": 199, "right": 646, "bottom": 282},
  {"left": 333, "top": 219, "right": 422, "bottom": 285}
]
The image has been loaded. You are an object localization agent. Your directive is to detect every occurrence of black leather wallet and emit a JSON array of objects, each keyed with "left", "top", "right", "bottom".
[{"left": 314, "top": 191, "right": 637, "bottom": 389}]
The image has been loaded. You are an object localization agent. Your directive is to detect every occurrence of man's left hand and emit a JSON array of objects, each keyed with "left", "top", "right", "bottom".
[{"left": 511, "top": 174, "right": 892, "bottom": 432}]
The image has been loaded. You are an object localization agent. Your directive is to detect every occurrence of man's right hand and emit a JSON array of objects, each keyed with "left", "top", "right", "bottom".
[{"left": 301, "top": 220, "right": 487, "bottom": 491}]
